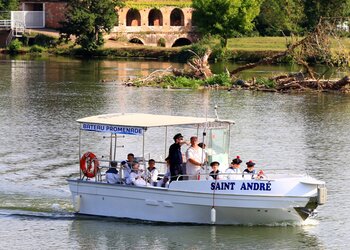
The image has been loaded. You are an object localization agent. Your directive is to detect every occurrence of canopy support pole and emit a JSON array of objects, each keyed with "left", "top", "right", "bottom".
[
  {"left": 79, "top": 128, "right": 82, "bottom": 179},
  {"left": 164, "top": 126, "right": 168, "bottom": 159}
]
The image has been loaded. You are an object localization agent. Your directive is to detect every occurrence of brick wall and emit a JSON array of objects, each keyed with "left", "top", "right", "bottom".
[{"left": 45, "top": 2, "right": 67, "bottom": 29}]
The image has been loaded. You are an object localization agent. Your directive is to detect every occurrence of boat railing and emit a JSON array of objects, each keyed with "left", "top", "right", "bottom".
[
  {"left": 82, "top": 159, "right": 169, "bottom": 183},
  {"left": 84, "top": 161, "right": 305, "bottom": 183},
  {"left": 177, "top": 172, "right": 265, "bottom": 181},
  {"left": 176, "top": 171, "right": 304, "bottom": 181}
]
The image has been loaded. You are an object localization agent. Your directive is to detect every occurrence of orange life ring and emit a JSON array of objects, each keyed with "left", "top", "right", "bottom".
[{"left": 80, "top": 152, "right": 100, "bottom": 178}]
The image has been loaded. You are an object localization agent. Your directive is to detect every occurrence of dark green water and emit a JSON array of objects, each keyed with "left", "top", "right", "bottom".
[{"left": 0, "top": 56, "right": 349, "bottom": 249}]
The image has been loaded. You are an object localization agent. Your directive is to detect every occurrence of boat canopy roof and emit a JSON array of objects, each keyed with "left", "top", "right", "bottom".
[{"left": 77, "top": 113, "right": 234, "bottom": 128}]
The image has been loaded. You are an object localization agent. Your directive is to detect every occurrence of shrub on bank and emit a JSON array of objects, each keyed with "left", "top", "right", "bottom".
[
  {"left": 137, "top": 73, "right": 233, "bottom": 89},
  {"left": 178, "top": 35, "right": 226, "bottom": 62},
  {"left": 205, "top": 73, "right": 232, "bottom": 87},
  {"left": 8, "top": 39, "right": 22, "bottom": 54},
  {"left": 33, "top": 34, "right": 57, "bottom": 48},
  {"left": 255, "top": 77, "right": 276, "bottom": 88},
  {"left": 29, "top": 45, "right": 45, "bottom": 53},
  {"left": 160, "top": 76, "right": 203, "bottom": 89}
]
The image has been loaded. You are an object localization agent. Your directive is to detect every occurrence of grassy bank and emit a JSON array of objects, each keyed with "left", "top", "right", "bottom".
[
  {"left": 4, "top": 35, "right": 350, "bottom": 64},
  {"left": 228, "top": 37, "right": 290, "bottom": 51}
]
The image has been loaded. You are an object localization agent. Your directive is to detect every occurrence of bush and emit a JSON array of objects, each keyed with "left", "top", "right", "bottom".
[
  {"left": 178, "top": 35, "right": 226, "bottom": 62},
  {"left": 33, "top": 34, "right": 57, "bottom": 48},
  {"left": 8, "top": 39, "right": 22, "bottom": 54},
  {"left": 255, "top": 77, "right": 276, "bottom": 89},
  {"left": 205, "top": 73, "right": 232, "bottom": 87},
  {"left": 21, "top": 34, "right": 29, "bottom": 46},
  {"left": 160, "top": 76, "right": 202, "bottom": 89},
  {"left": 29, "top": 45, "right": 44, "bottom": 53}
]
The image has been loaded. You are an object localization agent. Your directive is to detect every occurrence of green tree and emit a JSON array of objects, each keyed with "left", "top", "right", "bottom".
[
  {"left": 192, "top": 0, "right": 263, "bottom": 47},
  {"left": 255, "top": 0, "right": 305, "bottom": 36},
  {"left": 303, "top": 0, "right": 350, "bottom": 31},
  {"left": 0, "top": 0, "right": 19, "bottom": 19},
  {"left": 59, "top": 0, "right": 124, "bottom": 52}
]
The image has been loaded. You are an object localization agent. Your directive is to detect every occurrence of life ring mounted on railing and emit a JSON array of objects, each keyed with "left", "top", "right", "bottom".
[{"left": 80, "top": 152, "right": 100, "bottom": 178}]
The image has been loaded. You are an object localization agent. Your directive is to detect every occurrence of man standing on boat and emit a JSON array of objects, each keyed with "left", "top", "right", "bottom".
[
  {"left": 169, "top": 133, "right": 187, "bottom": 182},
  {"left": 186, "top": 136, "right": 206, "bottom": 180}
]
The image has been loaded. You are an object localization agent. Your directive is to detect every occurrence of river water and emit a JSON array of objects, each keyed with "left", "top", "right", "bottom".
[{"left": 0, "top": 56, "right": 349, "bottom": 249}]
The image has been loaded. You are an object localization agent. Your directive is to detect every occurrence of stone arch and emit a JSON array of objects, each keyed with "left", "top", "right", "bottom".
[
  {"left": 170, "top": 8, "right": 184, "bottom": 26},
  {"left": 148, "top": 9, "right": 163, "bottom": 26},
  {"left": 172, "top": 38, "right": 192, "bottom": 47},
  {"left": 126, "top": 9, "right": 141, "bottom": 26},
  {"left": 129, "top": 37, "right": 144, "bottom": 45}
]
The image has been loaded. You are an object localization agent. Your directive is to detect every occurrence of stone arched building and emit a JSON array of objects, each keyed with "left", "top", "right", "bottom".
[
  {"left": 15, "top": 0, "right": 198, "bottom": 47},
  {"left": 114, "top": 6, "right": 198, "bottom": 47}
]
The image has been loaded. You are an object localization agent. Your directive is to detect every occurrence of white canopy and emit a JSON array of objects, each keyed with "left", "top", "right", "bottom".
[{"left": 77, "top": 113, "right": 234, "bottom": 128}]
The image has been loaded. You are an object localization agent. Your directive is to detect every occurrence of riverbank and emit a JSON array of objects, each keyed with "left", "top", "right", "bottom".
[
  {"left": 0, "top": 33, "right": 293, "bottom": 63},
  {"left": 3, "top": 33, "right": 350, "bottom": 63}
]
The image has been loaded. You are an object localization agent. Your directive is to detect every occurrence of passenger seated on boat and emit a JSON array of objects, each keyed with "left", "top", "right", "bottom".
[
  {"left": 242, "top": 160, "right": 256, "bottom": 179},
  {"left": 157, "top": 157, "right": 170, "bottom": 188},
  {"left": 225, "top": 156, "right": 242, "bottom": 180},
  {"left": 105, "top": 161, "right": 120, "bottom": 184},
  {"left": 125, "top": 161, "right": 147, "bottom": 186},
  {"left": 120, "top": 153, "right": 135, "bottom": 180},
  {"left": 146, "top": 159, "right": 159, "bottom": 186},
  {"left": 209, "top": 161, "right": 220, "bottom": 180},
  {"left": 256, "top": 170, "right": 266, "bottom": 180}
]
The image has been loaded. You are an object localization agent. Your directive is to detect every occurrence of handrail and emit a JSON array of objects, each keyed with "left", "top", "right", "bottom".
[
  {"left": 0, "top": 19, "right": 12, "bottom": 28},
  {"left": 5, "top": 28, "right": 14, "bottom": 46}
]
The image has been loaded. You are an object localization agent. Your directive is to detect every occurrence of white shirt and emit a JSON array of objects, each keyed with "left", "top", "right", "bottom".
[
  {"left": 106, "top": 172, "right": 120, "bottom": 184},
  {"left": 126, "top": 170, "right": 147, "bottom": 186},
  {"left": 225, "top": 167, "right": 241, "bottom": 180},
  {"left": 186, "top": 146, "right": 206, "bottom": 180},
  {"left": 147, "top": 167, "right": 159, "bottom": 185}
]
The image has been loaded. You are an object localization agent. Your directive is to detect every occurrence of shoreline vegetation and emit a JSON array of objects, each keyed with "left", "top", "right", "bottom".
[{"left": 2, "top": 33, "right": 350, "bottom": 93}]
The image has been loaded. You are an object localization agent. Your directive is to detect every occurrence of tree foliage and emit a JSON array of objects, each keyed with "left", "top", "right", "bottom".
[
  {"left": 255, "top": 0, "right": 305, "bottom": 36},
  {"left": 256, "top": 0, "right": 350, "bottom": 35},
  {"left": 192, "top": 0, "right": 263, "bottom": 47},
  {"left": 0, "top": 0, "right": 19, "bottom": 19},
  {"left": 59, "top": 0, "right": 124, "bottom": 52},
  {"left": 303, "top": 0, "right": 350, "bottom": 31}
]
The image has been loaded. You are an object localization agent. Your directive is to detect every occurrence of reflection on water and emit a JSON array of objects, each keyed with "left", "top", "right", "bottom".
[
  {"left": 0, "top": 56, "right": 349, "bottom": 249},
  {"left": 68, "top": 218, "right": 323, "bottom": 250}
]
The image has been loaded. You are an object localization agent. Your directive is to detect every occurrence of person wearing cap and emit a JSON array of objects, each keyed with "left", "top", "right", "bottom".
[
  {"left": 225, "top": 156, "right": 242, "bottom": 180},
  {"left": 186, "top": 136, "right": 206, "bottom": 180},
  {"left": 243, "top": 160, "right": 256, "bottom": 178},
  {"left": 209, "top": 161, "right": 220, "bottom": 180},
  {"left": 168, "top": 133, "right": 187, "bottom": 181},
  {"left": 126, "top": 161, "right": 146, "bottom": 186},
  {"left": 146, "top": 159, "right": 159, "bottom": 186},
  {"left": 106, "top": 161, "right": 120, "bottom": 184}
]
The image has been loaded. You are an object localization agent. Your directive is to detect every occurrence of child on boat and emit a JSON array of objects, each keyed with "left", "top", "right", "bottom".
[
  {"left": 126, "top": 161, "right": 147, "bottom": 186},
  {"left": 225, "top": 156, "right": 242, "bottom": 180}
]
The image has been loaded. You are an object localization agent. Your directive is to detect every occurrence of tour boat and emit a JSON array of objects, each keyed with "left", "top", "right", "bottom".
[{"left": 68, "top": 113, "right": 327, "bottom": 225}]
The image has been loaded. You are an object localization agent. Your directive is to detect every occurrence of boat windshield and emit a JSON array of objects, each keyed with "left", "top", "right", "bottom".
[{"left": 207, "top": 128, "right": 230, "bottom": 170}]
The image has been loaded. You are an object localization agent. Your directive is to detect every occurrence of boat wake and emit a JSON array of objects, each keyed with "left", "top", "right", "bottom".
[{"left": 0, "top": 208, "right": 75, "bottom": 220}]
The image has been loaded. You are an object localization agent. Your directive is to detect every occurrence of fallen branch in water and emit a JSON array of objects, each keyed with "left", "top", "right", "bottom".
[{"left": 232, "top": 75, "right": 350, "bottom": 93}]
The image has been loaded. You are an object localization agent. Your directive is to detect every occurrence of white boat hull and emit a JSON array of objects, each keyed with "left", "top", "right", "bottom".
[{"left": 68, "top": 176, "right": 324, "bottom": 225}]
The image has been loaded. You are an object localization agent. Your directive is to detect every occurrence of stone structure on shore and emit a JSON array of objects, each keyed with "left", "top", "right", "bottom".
[
  {"left": 15, "top": 0, "right": 197, "bottom": 47},
  {"left": 114, "top": 5, "right": 197, "bottom": 47}
]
